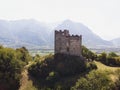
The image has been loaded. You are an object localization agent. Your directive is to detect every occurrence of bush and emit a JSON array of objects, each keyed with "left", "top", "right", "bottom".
[
  {"left": 71, "top": 70, "right": 114, "bottom": 90},
  {"left": 86, "top": 62, "right": 97, "bottom": 71},
  {"left": 97, "top": 52, "right": 107, "bottom": 63},
  {"left": 16, "top": 47, "right": 32, "bottom": 64},
  {"left": 97, "top": 52, "right": 120, "bottom": 67},
  {"left": 82, "top": 46, "right": 97, "bottom": 61}
]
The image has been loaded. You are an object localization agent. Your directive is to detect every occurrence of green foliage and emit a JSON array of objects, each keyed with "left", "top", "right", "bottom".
[
  {"left": 108, "top": 52, "right": 118, "bottom": 57},
  {"left": 72, "top": 70, "right": 114, "bottom": 90},
  {"left": 82, "top": 46, "right": 120, "bottom": 66},
  {"left": 82, "top": 46, "right": 97, "bottom": 61},
  {"left": 0, "top": 46, "right": 31, "bottom": 90},
  {"left": 107, "top": 57, "right": 120, "bottom": 66},
  {"left": 54, "top": 54, "right": 87, "bottom": 76},
  {"left": 97, "top": 52, "right": 120, "bottom": 66},
  {"left": 114, "top": 69, "right": 120, "bottom": 89},
  {"left": 29, "top": 61, "right": 52, "bottom": 79},
  {"left": 33, "top": 54, "right": 42, "bottom": 62},
  {"left": 28, "top": 53, "right": 89, "bottom": 89},
  {"left": 86, "top": 62, "right": 97, "bottom": 71},
  {"left": 97, "top": 52, "right": 107, "bottom": 63},
  {"left": 16, "top": 47, "right": 32, "bottom": 64}
]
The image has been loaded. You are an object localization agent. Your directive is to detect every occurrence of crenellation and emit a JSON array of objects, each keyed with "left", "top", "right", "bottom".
[{"left": 55, "top": 30, "right": 82, "bottom": 56}]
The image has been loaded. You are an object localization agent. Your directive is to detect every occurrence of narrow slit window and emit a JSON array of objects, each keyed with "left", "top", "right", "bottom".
[{"left": 67, "top": 47, "right": 69, "bottom": 52}]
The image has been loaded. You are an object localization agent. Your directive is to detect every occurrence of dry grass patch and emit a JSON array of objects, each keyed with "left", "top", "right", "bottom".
[
  {"left": 94, "top": 61, "right": 120, "bottom": 71},
  {"left": 94, "top": 61, "right": 120, "bottom": 82}
]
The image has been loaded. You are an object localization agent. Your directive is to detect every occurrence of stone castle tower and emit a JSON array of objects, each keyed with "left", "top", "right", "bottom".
[{"left": 55, "top": 30, "right": 82, "bottom": 56}]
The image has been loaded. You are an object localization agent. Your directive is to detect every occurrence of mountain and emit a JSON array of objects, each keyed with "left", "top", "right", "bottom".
[
  {"left": 55, "top": 20, "right": 113, "bottom": 48},
  {"left": 0, "top": 19, "right": 53, "bottom": 49},
  {"left": 0, "top": 19, "right": 115, "bottom": 49},
  {"left": 111, "top": 37, "right": 120, "bottom": 48}
]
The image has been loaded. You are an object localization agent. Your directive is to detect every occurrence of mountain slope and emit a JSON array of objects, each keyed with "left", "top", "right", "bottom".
[
  {"left": 0, "top": 19, "right": 115, "bottom": 49},
  {"left": 0, "top": 19, "right": 52, "bottom": 48},
  {"left": 111, "top": 37, "right": 120, "bottom": 47},
  {"left": 55, "top": 20, "right": 113, "bottom": 48}
]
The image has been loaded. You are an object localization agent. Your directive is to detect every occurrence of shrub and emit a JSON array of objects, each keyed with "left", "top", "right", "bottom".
[
  {"left": 72, "top": 70, "right": 114, "bottom": 90},
  {"left": 97, "top": 52, "right": 120, "bottom": 67},
  {"left": 82, "top": 46, "right": 97, "bottom": 61},
  {"left": 86, "top": 62, "right": 97, "bottom": 71}
]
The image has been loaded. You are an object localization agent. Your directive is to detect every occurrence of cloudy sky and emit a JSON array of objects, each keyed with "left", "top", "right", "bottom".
[{"left": 0, "top": 0, "right": 120, "bottom": 40}]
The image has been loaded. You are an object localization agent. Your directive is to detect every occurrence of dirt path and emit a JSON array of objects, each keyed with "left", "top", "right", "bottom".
[{"left": 19, "top": 64, "right": 37, "bottom": 90}]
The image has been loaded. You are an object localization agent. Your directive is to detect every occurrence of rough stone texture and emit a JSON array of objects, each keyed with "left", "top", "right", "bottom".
[{"left": 55, "top": 30, "right": 82, "bottom": 56}]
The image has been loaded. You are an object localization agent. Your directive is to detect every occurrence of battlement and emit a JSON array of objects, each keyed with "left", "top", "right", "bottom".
[
  {"left": 55, "top": 30, "right": 70, "bottom": 36},
  {"left": 55, "top": 29, "right": 69, "bottom": 33},
  {"left": 55, "top": 30, "right": 82, "bottom": 56},
  {"left": 55, "top": 30, "right": 82, "bottom": 38},
  {"left": 69, "top": 35, "right": 82, "bottom": 40}
]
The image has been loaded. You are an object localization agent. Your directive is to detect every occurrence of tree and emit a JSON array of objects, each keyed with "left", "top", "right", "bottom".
[
  {"left": 0, "top": 47, "right": 25, "bottom": 90},
  {"left": 16, "top": 47, "right": 32, "bottom": 64},
  {"left": 98, "top": 52, "right": 107, "bottom": 64},
  {"left": 82, "top": 46, "right": 97, "bottom": 61}
]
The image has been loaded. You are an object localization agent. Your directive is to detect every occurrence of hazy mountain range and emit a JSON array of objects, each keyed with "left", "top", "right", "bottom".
[{"left": 0, "top": 19, "right": 119, "bottom": 49}]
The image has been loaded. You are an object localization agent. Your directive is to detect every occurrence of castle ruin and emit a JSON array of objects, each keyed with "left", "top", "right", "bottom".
[{"left": 55, "top": 30, "right": 82, "bottom": 56}]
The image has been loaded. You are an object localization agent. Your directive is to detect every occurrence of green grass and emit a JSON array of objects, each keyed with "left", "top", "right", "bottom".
[
  {"left": 94, "top": 61, "right": 120, "bottom": 71},
  {"left": 94, "top": 61, "right": 120, "bottom": 82}
]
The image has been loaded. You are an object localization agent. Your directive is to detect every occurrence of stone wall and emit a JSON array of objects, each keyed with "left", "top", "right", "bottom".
[{"left": 55, "top": 30, "right": 82, "bottom": 56}]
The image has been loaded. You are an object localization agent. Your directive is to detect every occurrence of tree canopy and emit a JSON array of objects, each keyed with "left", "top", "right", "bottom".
[{"left": 0, "top": 46, "right": 31, "bottom": 90}]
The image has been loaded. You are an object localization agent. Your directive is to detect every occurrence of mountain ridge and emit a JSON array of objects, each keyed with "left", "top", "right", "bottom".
[
  {"left": 55, "top": 20, "right": 113, "bottom": 48},
  {"left": 110, "top": 37, "right": 120, "bottom": 48},
  {"left": 0, "top": 19, "right": 117, "bottom": 49}
]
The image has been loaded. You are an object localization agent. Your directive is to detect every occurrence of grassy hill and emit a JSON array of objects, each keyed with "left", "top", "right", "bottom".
[
  {"left": 94, "top": 61, "right": 120, "bottom": 71},
  {"left": 19, "top": 61, "right": 120, "bottom": 90},
  {"left": 94, "top": 61, "right": 120, "bottom": 83}
]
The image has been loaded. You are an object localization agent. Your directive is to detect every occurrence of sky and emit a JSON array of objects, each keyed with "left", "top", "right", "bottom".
[{"left": 0, "top": 0, "right": 120, "bottom": 40}]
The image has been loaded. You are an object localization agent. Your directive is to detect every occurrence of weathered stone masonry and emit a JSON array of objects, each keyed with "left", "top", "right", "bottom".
[{"left": 55, "top": 30, "right": 82, "bottom": 56}]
